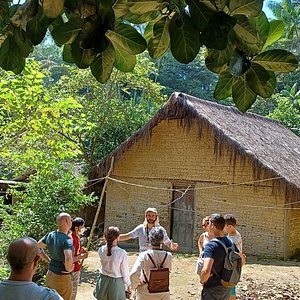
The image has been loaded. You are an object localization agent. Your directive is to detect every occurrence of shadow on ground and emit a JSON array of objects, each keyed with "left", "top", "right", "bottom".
[{"left": 80, "top": 266, "right": 98, "bottom": 285}]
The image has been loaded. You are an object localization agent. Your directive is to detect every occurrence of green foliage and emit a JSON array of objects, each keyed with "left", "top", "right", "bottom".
[
  {"left": 49, "top": 54, "right": 166, "bottom": 168},
  {"left": 0, "top": 0, "right": 298, "bottom": 111},
  {"left": 267, "top": 0, "right": 300, "bottom": 52},
  {"left": 0, "top": 60, "right": 83, "bottom": 175},
  {"left": 268, "top": 95, "right": 300, "bottom": 136},
  {"left": 156, "top": 50, "right": 218, "bottom": 100},
  {"left": 0, "top": 169, "right": 94, "bottom": 281}
]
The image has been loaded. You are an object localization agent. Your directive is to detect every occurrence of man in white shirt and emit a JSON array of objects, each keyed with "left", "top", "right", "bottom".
[
  {"left": 119, "top": 207, "right": 179, "bottom": 252},
  {"left": 0, "top": 237, "right": 62, "bottom": 300}
]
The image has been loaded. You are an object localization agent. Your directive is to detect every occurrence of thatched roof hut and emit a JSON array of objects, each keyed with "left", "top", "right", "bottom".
[
  {"left": 88, "top": 92, "right": 300, "bottom": 201},
  {"left": 87, "top": 92, "right": 300, "bottom": 258}
]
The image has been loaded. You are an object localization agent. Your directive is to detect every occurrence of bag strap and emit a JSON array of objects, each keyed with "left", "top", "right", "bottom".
[
  {"left": 142, "top": 269, "right": 149, "bottom": 284},
  {"left": 211, "top": 238, "right": 232, "bottom": 254},
  {"left": 160, "top": 252, "right": 168, "bottom": 268},
  {"left": 142, "top": 251, "right": 168, "bottom": 284},
  {"left": 147, "top": 251, "right": 168, "bottom": 268}
]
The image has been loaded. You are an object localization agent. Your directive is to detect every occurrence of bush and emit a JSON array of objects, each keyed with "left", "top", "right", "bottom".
[{"left": 0, "top": 169, "right": 94, "bottom": 281}]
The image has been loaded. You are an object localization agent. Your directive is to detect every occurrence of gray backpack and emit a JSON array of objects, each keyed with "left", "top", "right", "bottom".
[{"left": 211, "top": 238, "right": 242, "bottom": 288}]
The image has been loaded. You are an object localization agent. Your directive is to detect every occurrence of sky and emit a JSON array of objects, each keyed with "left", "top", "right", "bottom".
[{"left": 263, "top": 0, "right": 277, "bottom": 19}]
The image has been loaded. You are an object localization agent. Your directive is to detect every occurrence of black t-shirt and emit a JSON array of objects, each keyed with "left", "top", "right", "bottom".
[{"left": 203, "top": 236, "right": 233, "bottom": 288}]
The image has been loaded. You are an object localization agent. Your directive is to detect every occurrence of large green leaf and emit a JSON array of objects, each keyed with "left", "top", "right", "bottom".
[
  {"left": 99, "top": 0, "right": 115, "bottom": 30},
  {"left": 148, "top": 16, "right": 170, "bottom": 59},
  {"left": 232, "top": 75, "right": 257, "bottom": 112},
  {"left": 121, "top": 10, "right": 160, "bottom": 24},
  {"left": 62, "top": 45, "right": 75, "bottom": 63},
  {"left": 0, "top": 1, "right": 9, "bottom": 23},
  {"left": 65, "top": 0, "right": 79, "bottom": 12},
  {"left": 229, "top": 0, "right": 263, "bottom": 17},
  {"left": 42, "top": 0, "right": 64, "bottom": 18},
  {"left": 246, "top": 62, "right": 275, "bottom": 98},
  {"left": 263, "top": 20, "right": 284, "bottom": 50},
  {"left": 106, "top": 23, "right": 147, "bottom": 55},
  {"left": 188, "top": 0, "right": 215, "bottom": 31},
  {"left": 169, "top": 13, "right": 201, "bottom": 63},
  {"left": 205, "top": 43, "right": 234, "bottom": 74},
  {"left": 234, "top": 16, "right": 259, "bottom": 44},
  {"left": 214, "top": 71, "right": 234, "bottom": 99},
  {"left": 12, "top": 26, "right": 33, "bottom": 57},
  {"left": 200, "top": 0, "right": 223, "bottom": 11},
  {"left": 26, "top": 14, "right": 48, "bottom": 46},
  {"left": 113, "top": 46, "right": 136, "bottom": 72},
  {"left": 144, "top": 22, "right": 154, "bottom": 42},
  {"left": 52, "top": 18, "right": 83, "bottom": 45},
  {"left": 238, "top": 11, "right": 269, "bottom": 54},
  {"left": 201, "top": 12, "right": 236, "bottom": 51},
  {"left": 0, "top": 36, "right": 24, "bottom": 74},
  {"left": 113, "top": 0, "right": 130, "bottom": 18},
  {"left": 229, "top": 49, "right": 251, "bottom": 76},
  {"left": 253, "top": 49, "right": 298, "bottom": 72},
  {"left": 71, "top": 39, "right": 96, "bottom": 69},
  {"left": 80, "top": 17, "right": 109, "bottom": 52},
  {"left": 128, "top": 0, "right": 168, "bottom": 15},
  {"left": 90, "top": 43, "right": 115, "bottom": 84}
]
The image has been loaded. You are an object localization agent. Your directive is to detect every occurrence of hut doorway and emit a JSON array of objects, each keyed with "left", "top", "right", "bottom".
[{"left": 171, "top": 185, "right": 195, "bottom": 251}]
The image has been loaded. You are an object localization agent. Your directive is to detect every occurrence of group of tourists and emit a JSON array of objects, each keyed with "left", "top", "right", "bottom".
[{"left": 0, "top": 207, "right": 244, "bottom": 300}]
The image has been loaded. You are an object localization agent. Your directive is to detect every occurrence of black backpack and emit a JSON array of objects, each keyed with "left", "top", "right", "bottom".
[{"left": 142, "top": 252, "right": 170, "bottom": 293}]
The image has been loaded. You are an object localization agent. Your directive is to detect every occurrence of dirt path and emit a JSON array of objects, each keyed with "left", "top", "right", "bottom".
[{"left": 77, "top": 251, "right": 300, "bottom": 300}]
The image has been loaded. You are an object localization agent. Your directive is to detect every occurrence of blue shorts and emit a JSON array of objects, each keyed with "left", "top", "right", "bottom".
[{"left": 230, "top": 286, "right": 236, "bottom": 296}]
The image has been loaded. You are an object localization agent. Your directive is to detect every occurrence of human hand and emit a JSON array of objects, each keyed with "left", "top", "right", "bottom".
[
  {"left": 80, "top": 247, "right": 88, "bottom": 254},
  {"left": 125, "top": 285, "right": 133, "bottom": 299},
  {"left": 170, "top": 241, "right": 179, "bottom": 251}
]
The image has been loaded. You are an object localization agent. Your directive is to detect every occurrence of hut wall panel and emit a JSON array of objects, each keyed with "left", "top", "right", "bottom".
[
  {"left": 106, "top": 120, "right": 287, "bottom": 257},
  {"left": 105, "top": 179, "right": 172, "bottom": 234},
  {"left": 193, "top": 183, "right": 285, "bottom": 258},
  {"left": 288, "top": 209, "right": 300, "bottom": 257}
]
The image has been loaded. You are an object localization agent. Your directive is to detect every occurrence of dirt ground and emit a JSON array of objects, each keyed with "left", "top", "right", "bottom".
[{"left": 77, "top": 251, "right": 300, "bottom": 300}]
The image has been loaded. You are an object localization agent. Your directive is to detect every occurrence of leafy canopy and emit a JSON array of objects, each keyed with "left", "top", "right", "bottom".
[{"left": 0, "top": 0, "right": 298, "bottom": 111}]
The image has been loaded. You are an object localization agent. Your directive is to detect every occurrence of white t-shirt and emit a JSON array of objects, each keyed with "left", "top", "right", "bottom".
[
  {"left": 227, "top": 230, "right": 243, "bottom": 252},
  {"left": 98, "top": 244, "right": 131, "bottom": 287},
  {"left": 130, "top": 249, "right": 172, "bottom": 289},
  {"left": 128, "top": 224, "right": 171, "bottom": 252},
  {"left": 0, "top": 280, "right": 62, "bottom": 300}
]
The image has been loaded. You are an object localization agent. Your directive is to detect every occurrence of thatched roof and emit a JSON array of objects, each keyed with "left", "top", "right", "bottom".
[{"left": 88, "top": 92, "right": 300, "bottom": 201}]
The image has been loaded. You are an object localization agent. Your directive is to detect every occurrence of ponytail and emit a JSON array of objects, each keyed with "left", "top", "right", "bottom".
[{"left": 104, "top": 226, "right": 120, "bottom": 256}]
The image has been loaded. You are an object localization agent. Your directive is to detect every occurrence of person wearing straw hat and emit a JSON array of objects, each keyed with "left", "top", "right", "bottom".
[
  {"left": 0, "top": 237, "right": 62, "bottom": 300},
  {"left": 119, "top": 207, "right": 178, "bottom": 252}
]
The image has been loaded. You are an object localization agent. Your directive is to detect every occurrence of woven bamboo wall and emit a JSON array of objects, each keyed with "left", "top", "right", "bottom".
[
  {"left": 288, "top": 209, "right": 300, "bottom": 257},
  {"left": 104, "top": 119, "right": 291, "bottom": 258}
]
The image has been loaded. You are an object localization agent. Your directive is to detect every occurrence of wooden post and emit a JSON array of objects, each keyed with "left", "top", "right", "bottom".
[{"left": 86, "top": 157, "right": 114, "bottom": 251}]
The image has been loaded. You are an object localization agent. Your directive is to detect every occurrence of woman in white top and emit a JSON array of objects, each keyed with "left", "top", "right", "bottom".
[
  {"left": 130, "top": 227, "right": 172, "bottom": 300},
  {"left": 197, "top": 216, "right": 212, "bottom": 256},
  {"left": 94, "top": 226, "right": 132, "bottom": 300}
]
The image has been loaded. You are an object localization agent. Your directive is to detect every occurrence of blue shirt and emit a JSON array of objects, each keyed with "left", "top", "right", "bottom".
[
  {"left": 41, "top": 230, "right": 73, "bottom": 274},
  {"left": 203, "top": 236, "right": 233, "bottom": 288},
  {"left": 0, "top": 280, "right": 63, "bottom": 300}
]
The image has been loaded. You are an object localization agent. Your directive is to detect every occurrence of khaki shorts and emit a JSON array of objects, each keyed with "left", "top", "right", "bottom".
[{"left": 46, "top": 270, "right": 72, "bottom": 300}]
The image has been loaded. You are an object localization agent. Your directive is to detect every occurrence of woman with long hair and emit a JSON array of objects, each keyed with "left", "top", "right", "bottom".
[{"left": 94, "top": 226, "right": 132, "bottom": 300}]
